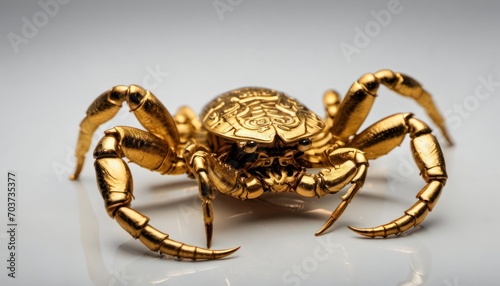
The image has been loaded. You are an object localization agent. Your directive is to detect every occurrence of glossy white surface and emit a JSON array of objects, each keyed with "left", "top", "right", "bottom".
[{"left": 1, "top": 1, "right": 499, "bottom": 285}]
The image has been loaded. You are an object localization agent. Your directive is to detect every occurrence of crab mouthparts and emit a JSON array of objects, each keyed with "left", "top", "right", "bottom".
[{"left": 258, "top": 164, "right": 300, "bottom": 193}]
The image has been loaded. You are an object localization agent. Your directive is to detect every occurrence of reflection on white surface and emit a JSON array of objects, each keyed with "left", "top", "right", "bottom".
[
  {"left": 75, "top": 175, "right": 434, "bottom": 286},
  {"left": 386, "top": 228, "right": 431, "bottom": 286}
]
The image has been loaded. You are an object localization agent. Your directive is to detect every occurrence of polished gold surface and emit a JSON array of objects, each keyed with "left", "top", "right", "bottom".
[
  {"left": 200, "top": 87, "right": 326, "bottom": 143},
  {"left": 71, "top": 70, "right": 451, "bottom": 260}
]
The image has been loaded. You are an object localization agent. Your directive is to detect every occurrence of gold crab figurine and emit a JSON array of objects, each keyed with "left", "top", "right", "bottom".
[{"left": 71, "top": 69, "right": 452, "bottom": 260}]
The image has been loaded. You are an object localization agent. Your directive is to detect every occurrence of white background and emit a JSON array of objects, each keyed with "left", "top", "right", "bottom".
[{"left": 1, "top": 0, "right": 499, "bottom": 285}]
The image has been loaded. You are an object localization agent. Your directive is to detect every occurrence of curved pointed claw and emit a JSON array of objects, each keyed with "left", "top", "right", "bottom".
[
  {"left": 315, "top": 217, "right": 336, "bottom": 236},
  {"left": 158, "top": 238, "right": 240, "bottom": 260},
  {"left": 348, "top": 225, "right": 383, "bottom": 238},
  {"left": 348, "top": 219, "right": 410, "bottom": 238},
  {"left": 114, "top": 206, "right": 240, "bottom": 260},
  {"left": 194, "top": 245, "right": 241, "bottom": 260},
  {"left": 137, "top": 223, "right": 240, "bottom": 260},
  {"left": 315, "top": 200, "right": 349, "bottom": 236},
  {"left": 313, "top": 162, "right": 366, "bottom": 237},
  {"left": 348, "top": 200, "right": 430, "bottom": 238}
]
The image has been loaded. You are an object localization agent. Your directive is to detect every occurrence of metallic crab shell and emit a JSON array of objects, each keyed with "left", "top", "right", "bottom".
[{"left": 200, "top": 87, "right": 326, "bottom": 143}]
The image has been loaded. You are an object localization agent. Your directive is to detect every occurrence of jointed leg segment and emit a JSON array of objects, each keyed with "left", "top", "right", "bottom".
[
  {"left": 296, "top": 148, "right": 369, "bottom": 235},
  {"left": 184, "top": 144, "right": 265, "bottom": 248},
  {"left": 309, "top": 69, "right": 451, "bottom": 238},
  {"left": 71, "top": 85, "right": 182, "bottom": 179},
  {"left": 329, "top": 69, "right": 453, "bottom": 146},
  {"left": 93, "top": 127, "right": 239, "bottom": 259},
  {"left": 347, "top": 113, "right": 447, "bottom": 237},
  {"left": 72, "top": 85, "right": 238, "bottom": 259}
]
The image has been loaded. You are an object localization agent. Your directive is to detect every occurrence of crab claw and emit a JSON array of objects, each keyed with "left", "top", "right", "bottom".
[
  {"left": 347, "top": 197, "right": 436, "bottom": 238},
  {"left": 162, "top": 242, "right": 241, "bottom": 260},
  {"left": 197, "top": 246, "right": 241, "bottom": 260}
]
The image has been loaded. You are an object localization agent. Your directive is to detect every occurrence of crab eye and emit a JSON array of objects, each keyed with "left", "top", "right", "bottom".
[
  {"left": 243, "top": 141, "right": 258, "bottom": 153},
  {"left": 297, "top": 139, "right": 312, "bottom": 152}
]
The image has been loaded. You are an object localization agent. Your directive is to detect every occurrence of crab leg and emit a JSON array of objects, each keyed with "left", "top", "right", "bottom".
[
  {"left": 322, "top": 89, "right": 342, "bottom": 129},
  {"left": 305, "top": 90, "right": 342, "bottom": 167},
  {"left": 71, "top": 85, "right": 182, "bottom": 179},
  {"left": 92, "top": 127, "right": 239, "bottom": 259},
  {"left": 296, "top": 148, "right": 369, "bottom": 235},
  {"left": 184, "top": 145, "right": 265, "bottom": 248},
  {"left": 330, "top": 69, "right": 453, "bottom": 146},
  {"left": 347, "top": 113, "right": 447, "bottom": 237}
]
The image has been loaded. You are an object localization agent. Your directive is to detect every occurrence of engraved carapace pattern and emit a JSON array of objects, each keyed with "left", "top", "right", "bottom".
[{"left": 200, "top": 87, "right": 326, "bottom": 143}]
